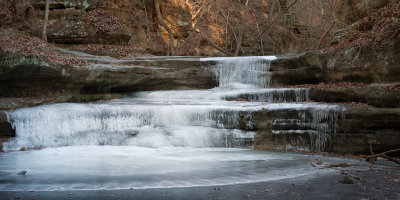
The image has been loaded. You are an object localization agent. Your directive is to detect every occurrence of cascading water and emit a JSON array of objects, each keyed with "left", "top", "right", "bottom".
[
  {"left": 0, "top": 55, "right": 347, "bottom": 191},
  {"left": 205, "top": 56, "right": 276, "bottom": 87}
]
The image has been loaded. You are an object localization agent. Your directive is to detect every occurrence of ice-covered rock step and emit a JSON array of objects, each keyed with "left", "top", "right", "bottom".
[
  {"left": 2, "top": 124, "right": 255, "bottom": 151},
  {"left": 3, "top": 101, "right": 344, "bottom": 151},
  {"left": 223, "top": 88, "right": 309, "bottom": 102},
  {"left": 5, "top": 102, "right": 343, "bottom": 132},
  {"left": 271, "top": 120, "right": 335, "bottom": 132},
  {"left": 134, "top": 87, "right": 310, "bottom": 103}
]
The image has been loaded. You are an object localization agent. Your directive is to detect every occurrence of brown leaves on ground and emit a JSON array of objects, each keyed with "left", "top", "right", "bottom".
[
  {"left": 0, "top": 28, "right": 151, "bottom": 65},
  {"left": 328, "top": 0, "right": 400, "bottom": 52},
  {"left": 0, "top": 28, "right": 86, "bottom": 66}
]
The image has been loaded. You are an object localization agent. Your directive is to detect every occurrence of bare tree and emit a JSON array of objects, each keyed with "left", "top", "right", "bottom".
[
  {"left": 234, "top": 0, "right": 249, "bottom": 56},
  {"left": 41, "top": 0, "right": 50, "bottom": 42},
  {"left": 154, "top": 0, "right": 174, "bottom": 56}
]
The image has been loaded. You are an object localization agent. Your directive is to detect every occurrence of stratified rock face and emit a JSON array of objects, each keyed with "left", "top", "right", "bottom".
[
  {"left": 30, "top": 0, "right": 133, "bottom": 44},
  {"left": 335, "top": 0, "right": 391, "bottom": 25},
  {"left": 309, "top": 85, "right": 400, "bottom": 108},
  {"left": 268, "top": 37, "right": 400, "bottom": 86},
  {"left": 29, "top": 0, "right": 193, "bottom": 45},
  {"left": 0, "top": 51, "right": 215, "bottom": 99},
  {"left": 253, "top": 106, "right": 400, "bottom": 154},
  {"left": 333, "top": 107, "right": 400, "bottom": 153}
]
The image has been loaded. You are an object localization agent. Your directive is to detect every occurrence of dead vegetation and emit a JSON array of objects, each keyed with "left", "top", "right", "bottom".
[
  {"left": 367, "top": 145, "right": 400, "bottom": 165},
  {"left": 328, "top": 0, "right": 400, "bottom": 52},
  {"left": 0, "top": 28, "right": 86, "bottom": 65}
]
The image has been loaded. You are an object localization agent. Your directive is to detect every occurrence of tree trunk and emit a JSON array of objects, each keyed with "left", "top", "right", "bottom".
[
  {"left": 154, "top": 0, "right": 174, "bottom": 56},
  {"left": 234, "top": 0, "right": 249, "bottom": 56},
  {"left": 42, "top": 0, "right": 50, "bottom": 42}
]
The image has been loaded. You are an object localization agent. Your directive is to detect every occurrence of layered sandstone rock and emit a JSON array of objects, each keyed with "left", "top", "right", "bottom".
[
  {"left": 268, "top": 36, "right": 400, "bottom": 86},
  {"left": 0, "top": 50, "right": 215, "bottom": 108}
]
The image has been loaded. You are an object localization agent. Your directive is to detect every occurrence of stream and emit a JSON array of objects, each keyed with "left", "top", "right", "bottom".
[{"left": 0, "top": 56, "right": 347, "bottom": 191}]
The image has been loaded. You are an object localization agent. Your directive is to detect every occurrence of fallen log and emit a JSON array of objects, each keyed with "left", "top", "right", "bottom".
[{"left": 367, "top": 145, "right": 400, "bottom": 164}]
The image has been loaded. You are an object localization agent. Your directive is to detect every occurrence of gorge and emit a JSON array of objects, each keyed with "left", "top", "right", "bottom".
[
  {"left": 0, "top": 53, "right": 399, "bottom": 194},
  {"left": 0, "top": 0, "right": 399, "bottom": 199}
]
